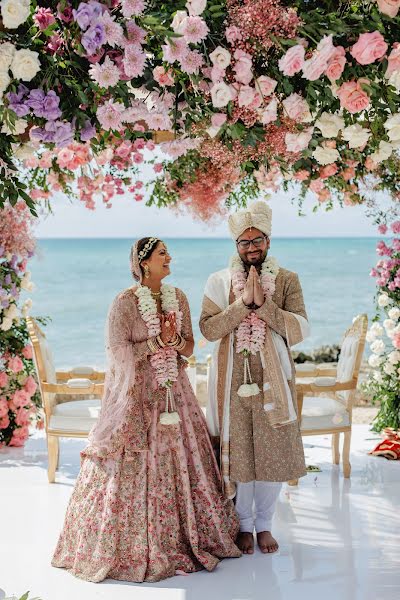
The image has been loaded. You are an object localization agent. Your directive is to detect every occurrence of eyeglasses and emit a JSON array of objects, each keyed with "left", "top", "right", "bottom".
[{"left": 236, "top": 236, "right": 267, "bottom": 250}]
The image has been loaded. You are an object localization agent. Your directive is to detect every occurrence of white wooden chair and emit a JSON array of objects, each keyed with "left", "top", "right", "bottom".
[
  {"left": 291, "top": 314, "right": 368, "bottom": 484},
  {"left": 26, "top": 317, "right": 105, "bottom": 483}
]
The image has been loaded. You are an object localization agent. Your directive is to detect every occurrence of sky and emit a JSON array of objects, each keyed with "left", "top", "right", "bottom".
[{"left": 34, "top": 187, "right": 381, "bottom": 238}]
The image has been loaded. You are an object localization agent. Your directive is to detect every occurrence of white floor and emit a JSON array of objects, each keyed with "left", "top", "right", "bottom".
[{"left": 0, "top": 425, "right": 399, "bottom": 600}]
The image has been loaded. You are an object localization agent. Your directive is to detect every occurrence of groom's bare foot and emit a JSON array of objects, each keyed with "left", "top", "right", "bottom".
[
  {"left": 236, "top": 532, "right": 254, "bottom": 554},
  {"left": 257, "top": 531, "right": 279, "bottom": 554}
]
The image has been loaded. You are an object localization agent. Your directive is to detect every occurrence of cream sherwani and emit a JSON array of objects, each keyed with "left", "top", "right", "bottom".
[{"left": 200, "top": 265, "right": 309, "bottom": 499}]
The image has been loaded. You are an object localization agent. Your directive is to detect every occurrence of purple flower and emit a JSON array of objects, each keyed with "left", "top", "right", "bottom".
[
  {"left": 82, "top": 22, "right": 106, "bottom": 55},
  {"left": 0, "top": 245, "right": 4, "bottom": 257},
  {"left": 27, "top": 90, "right": 62, "bottom": 120},
  {"left": 10, "top": 255, "right": 17, "bottom": 269},
  {"left": 6, "top": 86, "right": 30, "bottom": 117},
  {"left": 53, "top": 121, "right": 74, "bottom": 147},
  {"left": 73, "top": 1, "right": 102, "bottom": 30},
  {"left": 5, "top": 274, "right": 11, "bottom": 285},
  {"left": 80, "top": 120, "right": 96, "bottom": 142},
  {"left": 1, "top": 300, "right": 10, "bottom": 309}
]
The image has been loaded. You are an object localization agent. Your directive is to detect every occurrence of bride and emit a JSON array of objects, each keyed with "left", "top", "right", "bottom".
[{"left": 52, "top": 237, "right": 240, "bottom": 583}]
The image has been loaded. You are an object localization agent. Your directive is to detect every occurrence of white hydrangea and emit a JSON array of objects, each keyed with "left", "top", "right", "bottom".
[
  {"left": 388, "top": 350, "right": 400, "bottom": 365},
  {"left": 373, "top": 371, "right": 383, "bottom": 384},
  {"left": 368, "top": 353, "right": 384, "bottom": 368},
  {"left": 370, "top": 339, "right": 386, "bottom": 355},
  {"left": 388, "top": 307, "right": 400, "bottom": 321},
  {"left": 378, "top": 292, "right": 391, "bottom": 308}
]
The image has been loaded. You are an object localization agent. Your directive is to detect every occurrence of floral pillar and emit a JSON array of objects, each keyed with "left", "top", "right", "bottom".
[
  {"left": 0, "top": 201, "right": 43, "bottom": 447},
  {"left": 364, "top": 220, "right": 400, "bottom": 432}
]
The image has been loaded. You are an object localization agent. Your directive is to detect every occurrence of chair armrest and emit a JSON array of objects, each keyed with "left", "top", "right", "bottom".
[
  {"left": 42, "top": 381, "right": 104, "bottom": 395},
  {"left": 316, "top": 364, "right": 337, "bottom": 377},
  {"left": 295, "top": 364, "right": 318, "bottom": 378},
  {"left": 296, "top": 378, "right": 357, "bottom": 394},
  {"left": 56, "top": 369, "right": 105, "bottom": 382}
]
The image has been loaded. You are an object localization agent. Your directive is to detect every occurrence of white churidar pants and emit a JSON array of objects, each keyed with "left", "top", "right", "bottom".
[{"left": 235, "top": 481, "right": 282, "bottom": 533}]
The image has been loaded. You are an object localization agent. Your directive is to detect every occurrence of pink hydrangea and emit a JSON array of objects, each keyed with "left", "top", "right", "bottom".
[
  {"left": 13, "top": 390, "right": 30, "bottom": 409},
  {"left": 9, "top": 426, "right": 29, "bottom": 446},
  {"left": 24, "top": 375, "right": 37, "bottom": 396},
  {"left": 0, "top": 415, "right": 10, "bottom": 429},
  {"left": 0, "top": 398, "right": 8, "bottom": 418},
  {"left": 0, "top": 372, "right": 8, "bottom": 388}
]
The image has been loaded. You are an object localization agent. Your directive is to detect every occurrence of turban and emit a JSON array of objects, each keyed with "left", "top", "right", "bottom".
[{"left": 228, "top": 201, "right": 272, "bottom": 240}]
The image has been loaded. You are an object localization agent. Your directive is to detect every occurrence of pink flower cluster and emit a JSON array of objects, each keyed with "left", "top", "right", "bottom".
[
  {"left": 371, "top": 223, "right": 400, "bottom": 293},
  {"left": 150, "top": 347, "right": 179, "bottom": 387},
  {"left": 0, "top": 202, "right": 36, "bottom": 258}
]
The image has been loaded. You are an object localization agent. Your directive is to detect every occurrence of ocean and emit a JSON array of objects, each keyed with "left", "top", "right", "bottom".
[{"left": 27, "top": 238, "right": 378, "bottom": 368}]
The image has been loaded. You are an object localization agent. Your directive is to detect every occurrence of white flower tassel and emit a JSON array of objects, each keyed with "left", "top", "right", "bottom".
[
  {"left": 237, "top": 355, "right": 260, "bottom": 398},
  {"left": 160, "top": 386, "right": 181, "bottom": 425}
]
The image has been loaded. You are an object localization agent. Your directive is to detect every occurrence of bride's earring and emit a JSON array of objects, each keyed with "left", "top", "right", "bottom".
[{"left": 144, "top": 265, "right": 150, "bottom": 279}]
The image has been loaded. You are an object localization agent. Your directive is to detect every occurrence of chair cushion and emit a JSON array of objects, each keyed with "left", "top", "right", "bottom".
[
  {"left": 301, "top": 396, "right": 350, "bottom": 431},
  {"left": 49, "top": 399, "right": 101, "bottom": 433}
]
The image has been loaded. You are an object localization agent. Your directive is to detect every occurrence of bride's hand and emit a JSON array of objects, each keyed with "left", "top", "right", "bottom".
[{"left": 160, "top": 313, "right": 176, "bottom": 344}]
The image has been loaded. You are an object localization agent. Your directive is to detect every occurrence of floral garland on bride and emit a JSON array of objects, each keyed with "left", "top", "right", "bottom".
[
  {"left": 135, "top": 284, "right": 183, "bottom": 424},
  {"left": 230, "top": 254, "right": 279, "bottom": 397}
]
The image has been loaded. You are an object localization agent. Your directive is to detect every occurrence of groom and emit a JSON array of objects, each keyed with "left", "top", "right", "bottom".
[{"left": 199, "top": 201, "right": 309, "bottom": 555}]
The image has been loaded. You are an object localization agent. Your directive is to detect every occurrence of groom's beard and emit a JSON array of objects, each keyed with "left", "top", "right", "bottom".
[{"left": 241, "top": 248, "right": 268, "bottom": 270}]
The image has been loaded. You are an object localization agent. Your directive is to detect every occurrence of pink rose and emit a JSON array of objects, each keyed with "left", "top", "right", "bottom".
[
  {"left": 293, "top": 169, "right": 310, "bottom": 181},
  {"left": 0, "top": 398, "right": 8, "bottom": 418},
  {"left": 302, "top": 35, "right": 335, "bottom": 81},
  {"left": 256, "top": 76, "right": 277, "bottom": 97},
  {"left": 238, "top": 85, "right": 258, "bottom": 107},
  {"left": 309, "top": 179, "right": 325, "bottom": 193},
  {"left": 0, "top": 415, "right": 10, "bottom": 429},
  {"left": 211, "top": 113, "right": 227, "bottom": 128},
  {"left": 0, "top": 372, "right": 8, "bottom": 388},
  {"left": 282, "top": 93, "right": 310, "bottom": 121},
  {"left": 285, "top": 128, "right": 313, "bottom": 153},
  {"left": 392, "top": 220, "right": 400, "bottom": 233},
  {"left": 377, "top": 0, "right": 400, "bottom": 17},
  {"left": 393, "top": 332, "right": 400, "bottom": 349},
  {"left": 9, "top": 426, "right": 29, "bottom": 446},
  {"left": 233, "top": 49, "right": 253, "bottom": 85},
  {"left": 350, "top": 31, "right": 388, "bottom": 65},
  {"left": 386, "top": 43, "right": 400, "bottom": 78},
  {"left": 13, "top": 390, "right": 30, "bottom": 409},
  {"left": 317, "top": 189, "right": 331, "bottom": 203},
  {"left": 24, "top": 375, "right": 37, "bottom": 396},
  {"left": 8, "top": 356, "right": 24, "bottom": 373},
  {"left": 342, "top": 167, "right": 356, "bottom": 181},
  {"left": 153, "top": 66, "right": 175, "bottom": 87},
  {"left": 365, "top": 156, "right": 377, "bottom": 170},
  {"left": 278, "top": 45, "right": 305, "bottom": 76},
  {"left": 259, "top": 98, "right": 278, "bottom": 124},
  {"left": 57, "top": 148, "right": 75, "bottom": 169},
  {"left": 325, "top": 46, "right": 346, "bottom": 81},
  {"left": 319, "top": 163, "right": 338, "bottom": 179},
  {"left": 337, "top": 80, "right": 370, "bottom": 114},
  {"left": 378, "top": 224, "right": 388, "bottom": 234}
]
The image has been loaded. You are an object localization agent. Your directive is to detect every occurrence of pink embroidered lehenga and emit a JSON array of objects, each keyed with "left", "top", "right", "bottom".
[{"left": 51, "top": 284, "right": 240, "bottom": 583}]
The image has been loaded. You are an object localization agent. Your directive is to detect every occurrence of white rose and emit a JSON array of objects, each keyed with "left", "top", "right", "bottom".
[
  {"left": 388, "top": 307, "right": 400, "bottom": 321},
  {"left": 20, "top": 271, "right": 31, "bottom": 290},
  {"left": 11, "top": 48, "right": 40, "bottom": 81},
  {"left": 378, "top": 292, "right": 391, "bottom": 308},
  {"left": 312, "top": 144, "right": 340, "bottom": 165},
  {"left": 1, "top": 117, "right": 27, "bottom": 135},
  {"left": 171, "top": 10, "right": 188, "bottom": 31},
  {"left": 6, "top": 303, "right": 19, "bottom": 319},
  {"left": 186, "top": 0, "right": 207, "bottom": 16},
  {"left": 342, "top": 124, "right": 371, "bottom": 149},
  {"left": 12, "top": 142, "right": 36, "bottom": 159},
  {"left": 0, "top": 70, "right": 10, "bottom": 95},
  {"left": 210, "top": 46, "right": 231, "bottom": 69},
  {"left": 22, "top": 298, "right": 33, "bottom": 317},
  {"left": 370, "top": 339, "right": 386, "bottom": 355},
  {"left": 0, "top": 41, "right": 16, "bottom": 71},
  {"left": 388, "top": 350, "right": 400, "bottom": 364},
  {"left": 383, "top": 318, "right": 396, "bottom": 331},
  {"left": 387, "top": 70, "right": 400, "bottom": 92},
  {"left": 1, "top": 0, "right": 31, "bottom": 29},
  {"left": 0, "top": 317, "right": 13, "bottom": 331},
  {"left": 210, "top": 81, "right": 233, "bottom": 108},
  {"left": 384, "top": 113, "right": 400, "bottom": 143},
  {"left": 384, "top": 362, "right": 396, "bottom": 375},
  {"left": 315, "top": 112, "right": 344, "bottom": 138},
  {"left": 370, "top": 140, "right": 393, "bottom": 164},
  {"left": 373, "top": 371, "right": 383, "bottom": 384},
  {"left": 366, "top": 330, "right": 377, "bottom": 343},
  {"left": 368, "top": 354, "right": 384, "bottom": 368},
  {"left": 370, "top": 322, "right": 384, "bottom": 336}
]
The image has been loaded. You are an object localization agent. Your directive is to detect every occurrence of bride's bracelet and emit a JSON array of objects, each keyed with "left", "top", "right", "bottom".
[
  {"left": 168, "top": 333, "right": 186, "bottom": 352},
  {"left": 147, "top": 336, "right": 161, "bottom": 354}
]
